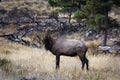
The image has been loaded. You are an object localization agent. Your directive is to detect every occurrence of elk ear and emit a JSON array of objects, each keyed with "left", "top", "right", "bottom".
[
  {"left": 41, "top": 28, "right": 46, "bottom": 39},
  {"left": 46, "top": 28, "right": 52, "bottom": 36}
]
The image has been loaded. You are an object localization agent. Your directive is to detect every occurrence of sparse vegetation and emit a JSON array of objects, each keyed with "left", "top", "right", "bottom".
[
  {"left": 0, "top": 0, "right": 50, "bottom": 12},
  {"left": 0, "top": 58, "right": 10, "bottom": 66},
  {"left": 0, "top": 0, "right": 120, "bottom": 80},
  {"left": 86, "top": 40, "right": 102, "bottom": 55},
  {"left": 0, "top": 38, "right": 120, "bottom": 80}
]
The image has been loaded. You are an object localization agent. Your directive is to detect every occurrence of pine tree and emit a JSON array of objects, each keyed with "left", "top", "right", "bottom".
[
  {"left": 48, "top": 0, "right": 85, "bottom": 23},
  {"left": 73, "top": 0, "right": 120, "bottom": 46}
]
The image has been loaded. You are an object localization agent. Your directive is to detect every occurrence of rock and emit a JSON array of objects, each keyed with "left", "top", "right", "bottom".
[{"left": 21, "top": 77, "right": 36, "bottom": 80}]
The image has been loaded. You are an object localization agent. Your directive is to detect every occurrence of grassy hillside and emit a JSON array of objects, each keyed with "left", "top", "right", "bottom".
[
  {"left": 0, "top": 0, "right": 119, "bottom": 23},
  {"left": 0, "top": 1, "right": 120, "bottom": 80},
  {"left": 0, "top": 0, "right": 52, "bottom": 14},
  {"left": 0, "top": 38, "right": 120, "bottom": 80},
  {"left": 109, "top": 7, "right": 120, "bottom": 23}
]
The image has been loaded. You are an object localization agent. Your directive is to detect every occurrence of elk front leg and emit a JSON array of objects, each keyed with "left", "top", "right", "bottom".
[{"left": 56, "top": 54, "right": 60, "bottom": 69}]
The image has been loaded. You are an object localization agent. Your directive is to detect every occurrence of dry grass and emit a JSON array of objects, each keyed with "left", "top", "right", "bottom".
[
  {"left": 0, "top": 40, "right": 120, "bottom": 80},
  {"left": 0, "top": 24, "right": 17, "bottom": 35},
  {"left": 86, "top": 40, "right": 102, "bottom": 55},
  {"left": 0, "top": 0, "right": 52, "bottom": 13}
]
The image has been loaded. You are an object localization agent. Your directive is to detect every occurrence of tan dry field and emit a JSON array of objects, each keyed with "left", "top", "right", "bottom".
[{"left": 0, "top": 38, "right": 120, "bottom": 80}]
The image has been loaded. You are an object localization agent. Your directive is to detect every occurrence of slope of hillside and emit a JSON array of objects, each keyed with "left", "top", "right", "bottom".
[
  {"left": 0, "top": 0, "right": 50, "bottom": 11},
  {"left": 109, "top": 7, "right": 120, "bottom": 23},
  {"left": 0, "top": 40, "right": 120, "bottom": 80}
]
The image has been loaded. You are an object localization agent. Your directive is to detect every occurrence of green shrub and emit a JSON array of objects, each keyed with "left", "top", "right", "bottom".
[{"left": 0, "top": 58, "right": 10, "bottom": 66}]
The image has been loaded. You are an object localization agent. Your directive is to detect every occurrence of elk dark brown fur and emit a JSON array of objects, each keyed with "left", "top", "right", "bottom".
[{"left": 42, "top": 34, "right": 89, "bottom": 70}]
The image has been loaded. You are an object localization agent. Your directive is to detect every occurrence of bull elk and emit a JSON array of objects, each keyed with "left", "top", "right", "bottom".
[{"left": 42, "top": 29, "right": 89, "bottom": 70}]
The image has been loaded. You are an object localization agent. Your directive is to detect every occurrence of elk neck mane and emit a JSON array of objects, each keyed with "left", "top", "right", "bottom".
[{"left": 44, "top": 35, "right": 55, "bottom": 51}]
